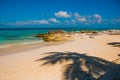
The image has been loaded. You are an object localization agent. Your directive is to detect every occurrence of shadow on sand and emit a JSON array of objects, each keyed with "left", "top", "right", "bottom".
[
  {"left": 107, "top": 42, "right": 120, "bottom": 48},
  {"left": 35, "top": 52, "right": 120, "bottom": 80}
]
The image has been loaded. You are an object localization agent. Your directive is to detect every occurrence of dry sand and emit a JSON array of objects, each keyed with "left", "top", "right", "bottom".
[{"left": 0, "top": 33, "right": 120, "bottom": 80}]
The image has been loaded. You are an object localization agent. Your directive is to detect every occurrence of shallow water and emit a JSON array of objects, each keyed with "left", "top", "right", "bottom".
[
  {"left": 0, "top": 28, "right": 119, "bottom": 48},
  {"left": 0, "top": 28, "right": 75, "bottom": 45},
  {"left": 0, "top": 29, "right": 46, "bottom": 45}
]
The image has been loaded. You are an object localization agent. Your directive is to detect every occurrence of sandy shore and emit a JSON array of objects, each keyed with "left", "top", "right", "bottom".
[
  {"left": 0, "top": 33, "right": 120, "bottom": 80},
  {"left": 0, "top": 41, "right": 68, "bottom": 56}
]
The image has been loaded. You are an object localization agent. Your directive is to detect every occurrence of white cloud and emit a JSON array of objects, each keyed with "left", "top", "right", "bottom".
[
  {"left": 64, "top": 19, "right": 76, "bottom": 25},
  {"left": 77, "top": 17, "right": 87, "bottom": 22},
  {"left": 2, "top": 12, "right": 105, "bottom": 26},
  {"left": 93, "top": 14, "right": 102, "bottom": 23},
  {"left": 6, "top": 21, "right": 29, "bottom": 26},
  {"left": 74, "top": 13, "right": 87, "bottom": 22},
  {"left": 49, "top": 18, "right": 59, "bottom": 23},
  {"left": 5, "top": 20, "right": 49, "bottom": 26},
  {"left": 93, "top": 14, "right": 101, "bottom": 19},
  {"left": 73, "top": 13, "right": 103, "bottom": 24},
  {"left": 64, "top": 19, "right": 76, "bottom": 23},
  {"left": 64, "top": 20, "right": 74, "bottom": 25},
  {"left": 55, "top": 11, "right": 71, "bottom": 18},
  {"left": 74, "top": 12, "right": 81, "bottom": 18},
  {"left": 38, "top": 20, "right": 49, "bottom": 24}
]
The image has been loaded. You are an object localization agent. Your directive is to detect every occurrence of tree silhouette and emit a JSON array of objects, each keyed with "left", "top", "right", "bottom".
[{"left": 36, "top": 52, "right": 120, "bottom": 80}]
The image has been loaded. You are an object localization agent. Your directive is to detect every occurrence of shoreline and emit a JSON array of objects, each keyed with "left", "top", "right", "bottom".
[
  {"left": 0, "top": 29, "right": 120, "bottom": 57},
  {"left": 0, "top": 40, "right": 71, "bottom": 56},
  {"left": 0, "top": 30, "right": 120, "bottom": 56},
  {"left": 0, "top": 32, "right": 119, "bottom": 61},
  {"left": 0, "top": 31, "right": 120, "bottom": 80}
]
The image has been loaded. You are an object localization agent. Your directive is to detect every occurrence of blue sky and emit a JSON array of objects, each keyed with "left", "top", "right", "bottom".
[{"left": 0, "top": 0, "right": 120, "bottom": 28}]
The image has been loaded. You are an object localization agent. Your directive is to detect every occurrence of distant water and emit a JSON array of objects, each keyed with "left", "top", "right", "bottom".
[
  {"left": 0, "top": 28, "right": 72, "bottom": 45},
  {"left": 0, "top": 28, "right": 119, "bottom": 47},
  {"left": 0, "top": 29, "right": 44, "bottom": 45}
]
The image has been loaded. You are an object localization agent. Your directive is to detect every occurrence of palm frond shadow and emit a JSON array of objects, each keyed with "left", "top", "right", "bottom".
[
  {"left": 107, "top": 42, "right": 120, "bottom": 47},
  {"left": 36, "top": 52, "right": 120, "bottom": 80}
]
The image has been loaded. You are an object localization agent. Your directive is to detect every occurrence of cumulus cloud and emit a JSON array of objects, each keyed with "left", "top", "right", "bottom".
[
  {"left": 93, "top": 14, "right": 102, "bottom": 23},
  {"left": 38, "top": 20, "right": 49, "bottom": 24},
  {"left": 2, "top": 11, "right": 105, "bottom": 26},
  {"left": 49, "top": 18, "right": 59, "bottom": 23},
  {"left": 77, "top": 17, "right": 87, "bottom": 22},
  {"left": 73, "top": 13, "right": 103, "bottom": 24},
  {"left": 74, "top": 13, "right": 87, "bottom": 22},
  {"left": 6, "top": 21, "right": 30, "bottom": 26},
  {"left": 6, "top": 20, "right": 49, "bottom": 26},
  {"left": 74, "top": 12, "right": 81, "bottom": 18},
  {"left": 55, "top": 11, "right": 71, "bottom": 18},
  {"left": 64, "top": 19, "right": 76, "bottom": 25}
]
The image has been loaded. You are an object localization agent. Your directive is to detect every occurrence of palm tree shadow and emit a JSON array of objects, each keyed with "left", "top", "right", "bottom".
[
  {"left": 98, "top": 64, "right": 120, "bottom": 80},
  {"left": 107, "top": 42, "right": 120, "bottom": 48},
  {"left": 64, "top": 61, "right": 95, "bottom": 80},
  {"left": 35, "top": 52, "right": 120, "bottom": 80}
]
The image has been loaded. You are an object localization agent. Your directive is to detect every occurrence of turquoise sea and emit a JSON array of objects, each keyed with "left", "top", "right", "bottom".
[
  {"left": 0, "top": 27, "right": 119, "bottom": 46},
  {"left": 0, "top": 29, "right": 45, "bottom": 45},
  {"left": 0, "top": 28, "right": 75, "bottom": 45}
]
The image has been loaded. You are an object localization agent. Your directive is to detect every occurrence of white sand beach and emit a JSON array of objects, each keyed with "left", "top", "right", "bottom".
[{"left": 0, "top": 33, "right": 120, "bottom": 80}]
